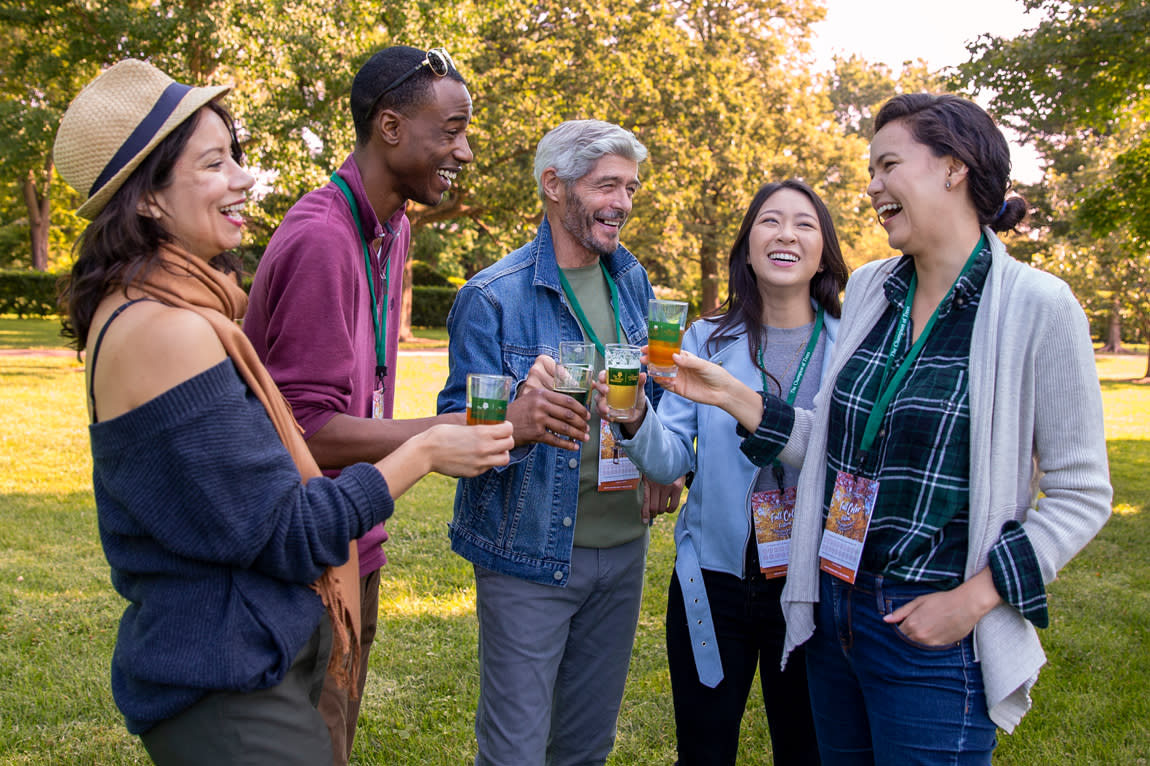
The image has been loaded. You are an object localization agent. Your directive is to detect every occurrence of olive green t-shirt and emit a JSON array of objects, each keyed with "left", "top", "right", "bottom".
[{"left": 560, "top": 261, "right": 645, "bottom": 548}]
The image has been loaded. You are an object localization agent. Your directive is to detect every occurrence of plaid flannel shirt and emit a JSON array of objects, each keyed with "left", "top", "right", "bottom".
[{"left": 741, "top": 244, "right": 1048, "bottom": 628}]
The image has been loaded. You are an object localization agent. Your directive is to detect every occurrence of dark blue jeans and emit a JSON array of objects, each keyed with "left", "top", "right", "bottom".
[
  {"left": 805, "top": 571, "right": 997, "bottom": 765},
  {"left": 666, "top": 542, "right": 820, "bottom": 766}
]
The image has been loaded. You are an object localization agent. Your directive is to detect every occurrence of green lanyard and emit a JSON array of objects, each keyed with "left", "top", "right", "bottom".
[
  {"left": 756, "top": 307, "right": 825, "bottom": 489},
  {"left": 557, "top": 260, "right": 624, "bottom": 355},
  {"left": 331, "top": 173, "right": 390, "bottom": 381},
  {"left": 756, "top": 307, "right": 825, "bottom": 406},
  {"left": 856, "top": 235, "right": 984, "bottom": 468}
]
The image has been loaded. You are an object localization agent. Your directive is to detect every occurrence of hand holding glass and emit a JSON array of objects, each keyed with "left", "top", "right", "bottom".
[
  {"left": 647, "top": 299, "right": 688, "bottom": 377},
  {"left": 605, "top": 343, "right": 642, "bottom": 422},
  {"left": 466, "top": 373, "right": 513, "bottom": 425},
  {"left": 554, "top": 341, "right": 596, "bottom": 409}
]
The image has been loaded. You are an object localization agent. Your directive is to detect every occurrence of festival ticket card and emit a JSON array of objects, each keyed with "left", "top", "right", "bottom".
[
  {"left": 751, "top": 487, "right": 795, "bottom": 578},
  {"left": 598, "top": 420, "right": 640, "bottom": 492},
  {"left": 818, "top": 471, "right": 879, "bottom": 584}
]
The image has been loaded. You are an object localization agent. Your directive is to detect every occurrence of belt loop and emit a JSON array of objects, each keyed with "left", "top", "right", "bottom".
[{"left": 872, "top": 573, "right": 885, "bottom": 614}]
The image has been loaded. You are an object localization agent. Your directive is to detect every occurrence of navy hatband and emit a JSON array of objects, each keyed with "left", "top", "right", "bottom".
[{"left": 89, "top": 81, "right": 193, "bottom": 198}]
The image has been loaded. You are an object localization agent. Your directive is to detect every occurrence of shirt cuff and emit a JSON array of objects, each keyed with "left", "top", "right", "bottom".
[
  {"left": 987, "top": 520, "right": 1049, "bottom": 628},
  {"left": 736, "top": 392, "right": 795, "bottom": 468}
]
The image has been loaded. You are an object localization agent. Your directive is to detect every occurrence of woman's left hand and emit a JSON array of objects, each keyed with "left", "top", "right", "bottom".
[{"left": 882, "top": 568, "right": 1003, "bottom": 646}]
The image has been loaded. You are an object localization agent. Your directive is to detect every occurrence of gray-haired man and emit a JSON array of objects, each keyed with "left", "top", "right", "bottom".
[{"left": 437, "top": 120, "right": 683, "bottom": 765}]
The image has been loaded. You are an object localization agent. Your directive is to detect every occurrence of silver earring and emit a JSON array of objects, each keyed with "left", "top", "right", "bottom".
[{"left": 946, "top": 181, "right": 951, "bottom": 189}]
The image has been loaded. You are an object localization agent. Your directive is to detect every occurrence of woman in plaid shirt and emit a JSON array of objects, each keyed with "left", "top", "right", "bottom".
[{"left": 655, "top": 94, "right": 1112, "bottom": 764}]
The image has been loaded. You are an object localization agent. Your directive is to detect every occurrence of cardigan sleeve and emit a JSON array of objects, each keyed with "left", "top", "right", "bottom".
[{"left": 1015, "top": 282, "right": 1112, "bottom": 584}]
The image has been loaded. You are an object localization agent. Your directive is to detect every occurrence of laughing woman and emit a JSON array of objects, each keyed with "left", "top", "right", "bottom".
[
  {"left": 661, "top": 94, "right": 1112, "bottom": 764},
  {"left": 606, "top": 179, "right": 848, "bottom": 765},
  {"left": 55, "top": 60, "right": 512, "bottom": 764}
]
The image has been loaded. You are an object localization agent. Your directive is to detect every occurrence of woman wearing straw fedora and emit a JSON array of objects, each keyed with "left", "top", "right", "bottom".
[{"left": 54, "top": 59, "right": 513, "bottom": 764}]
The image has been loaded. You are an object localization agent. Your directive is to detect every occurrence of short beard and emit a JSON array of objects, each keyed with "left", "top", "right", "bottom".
[{"left": 561, "top": 185, "right": 621, "bottom": 258}]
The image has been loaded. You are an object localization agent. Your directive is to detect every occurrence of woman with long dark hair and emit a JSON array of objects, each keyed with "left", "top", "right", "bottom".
[
  {"left": 604, "top": 179, "right": 848, "bottom": 765},
  {"left": 54, "top": 59, "right": 511, "bottom": 764}
]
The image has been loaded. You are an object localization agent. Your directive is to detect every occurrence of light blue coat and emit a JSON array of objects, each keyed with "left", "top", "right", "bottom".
[{"left": 616, "top": 310, "right": 838, "bottom": 685}]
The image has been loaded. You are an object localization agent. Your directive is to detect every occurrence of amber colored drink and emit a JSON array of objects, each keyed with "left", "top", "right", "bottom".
[
  {"left": 466, "top": 397, "right": 508, "bottom": 425},
  {"left": 647, "top": 300, "right": 689, "bottom": 377},
  {"left": 606, "top": 367, "right": 639, "bottom": 410},
  {"left": 647, "top": 327, "right": 684, "bottom": 373}
]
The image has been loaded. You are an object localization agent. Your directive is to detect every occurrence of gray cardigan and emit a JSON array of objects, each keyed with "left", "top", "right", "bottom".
[{"left": 779, "top": 229, "right": 1112, "bottom": 732}]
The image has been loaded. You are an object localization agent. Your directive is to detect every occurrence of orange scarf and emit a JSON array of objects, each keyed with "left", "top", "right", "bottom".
[{"left": 132, "top": 244, "right": 363, "bottom": 695}]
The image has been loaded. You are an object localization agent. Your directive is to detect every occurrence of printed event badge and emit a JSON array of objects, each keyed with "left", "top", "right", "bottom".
[
  {"left": 818, "top": 471, "right": 879, "bottom": 584},
  {"left": 372, "top": 385, "right": 385, "bottom": 420},
  {"left": 751, "top": 487, "right": 795, "bottom": 578},
  {"left": 597, "top": 420, "right": 640, "bottom": 492}
]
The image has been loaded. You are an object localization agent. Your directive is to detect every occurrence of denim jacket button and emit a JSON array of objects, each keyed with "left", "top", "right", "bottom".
[
  {"left": 568, "top": 457, "right": 579, "bottom": 469},
  {"left": 563, "top": 516, "right": 573, "bottom": 527},
  {"left": 553, "top": 570, "right": 564, "bottom": 581}
]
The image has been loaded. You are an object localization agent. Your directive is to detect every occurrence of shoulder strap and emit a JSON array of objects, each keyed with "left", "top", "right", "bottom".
[{"left": 88, "top": 298, "right": 153, "bottom": 422}]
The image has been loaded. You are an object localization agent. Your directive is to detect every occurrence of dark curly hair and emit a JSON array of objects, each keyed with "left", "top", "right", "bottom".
[
  {"left": 705, "top": 179, "right": 850, "bottom": 390},
  {"left": 59, "top": 100, "right": 243, "bottom": 351},
  {"left": 873, "top": 93, "right": 1027, "bottom": 232}
]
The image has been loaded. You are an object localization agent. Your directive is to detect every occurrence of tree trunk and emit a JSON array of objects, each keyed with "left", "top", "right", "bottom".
[
  {"left": 1144, "top": 322, "right": 1150, "bottom": 380},
  {"left": 399, "top": 258, "right": 415, "bottom": 342},
  {"left": 1099, "top": 298, "right": 1124, "bottom": 352},
  {"left": 23, "top": 165, "right": 51, "bottom": 272},
  {"left": 699, "top": 234, "right": 720, "bottom": 314}
]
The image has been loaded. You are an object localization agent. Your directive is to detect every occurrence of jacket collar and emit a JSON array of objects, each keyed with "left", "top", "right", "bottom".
[{"left": 530, "top": 215, "right": 635, "bottom": 292}]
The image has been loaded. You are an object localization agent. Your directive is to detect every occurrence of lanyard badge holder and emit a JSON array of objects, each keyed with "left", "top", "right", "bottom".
[
  {"left": 750, "top": 309, "right": 824, "bottom": 578},
  {"left": 558, "top": 264, "right": 640, "bottom": 492},
  {"left": 818, "top": 239, "right": 983, "bottom": 584},
  {"left": 331, "top": 173, "right": 391, "bottom": 420}
]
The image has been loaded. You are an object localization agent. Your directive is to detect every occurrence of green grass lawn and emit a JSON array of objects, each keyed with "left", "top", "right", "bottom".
[{"left": 1, "top": 332, "right": 1147, "bottom": 764}]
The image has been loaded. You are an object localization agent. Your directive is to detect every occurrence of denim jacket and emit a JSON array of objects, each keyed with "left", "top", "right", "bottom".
[{"left": 437, "top": 216, "right": 657, "bottom": 587}]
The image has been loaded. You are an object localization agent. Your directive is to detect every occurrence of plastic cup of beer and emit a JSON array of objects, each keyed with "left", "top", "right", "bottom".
[
  {"left": 604, "top": 343, "right": 642, "bottom": 422},
  {"left": 647, "top": 299, "right": 688, "bottom": 377},
  {"left": 555, "top": 341, "right": 597, "bottom": 410},
  {"left": 466, "top": 373, "right": 512, "bottom": 425}
]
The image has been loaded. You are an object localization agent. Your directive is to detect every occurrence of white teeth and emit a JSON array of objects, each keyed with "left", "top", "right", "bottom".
[
  {"left": 220, "top": 203, "right": 244, "bottom": 216},
  {"left": 438, "top": 169, "right": 457, "bottom": 181},
  {"left": 876, "top": 202, "right": 902, "bottom": 220},
  {"left": 768, "top": 252, "right": 798, "bottom": 263},
  {"left": 596, "top": 218, "right": 622, "bottom": 228}
]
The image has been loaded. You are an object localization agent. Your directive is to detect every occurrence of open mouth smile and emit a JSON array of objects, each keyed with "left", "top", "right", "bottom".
[
  {"left": 876, "top": 202, "right": 902, "bottom": 224},
  {"left": 220, "top": 202, "right": 245, "bottom": 225}
]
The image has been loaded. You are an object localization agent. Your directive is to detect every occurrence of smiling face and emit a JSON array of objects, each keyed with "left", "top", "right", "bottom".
[
  {"left": 746, "top": 187, "right": 824, "bottom": 299},
  {"left": 146, "top": 107, "right": 254, "bottom": 260},
  {"left": 553, "top": 153, "right": 640, "bottom": 264},
  {"left": 390, "top": 77, "right": 474, "bottom": 207},
  {"left": 867, "top": 119, "right": 958, "bottom": 255}
]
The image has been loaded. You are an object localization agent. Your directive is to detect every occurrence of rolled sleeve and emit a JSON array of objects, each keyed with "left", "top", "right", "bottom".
[
  {"left": 988, "top": 520, "right": 1049, "bottom": 628},
  {"left": 736, "top": 392, "right": 796, "bottom": 467}
]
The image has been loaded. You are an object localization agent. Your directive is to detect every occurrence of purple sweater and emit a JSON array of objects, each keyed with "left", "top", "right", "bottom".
[{"left": 245, "top": 154, "right": 410, "bottom": 576}]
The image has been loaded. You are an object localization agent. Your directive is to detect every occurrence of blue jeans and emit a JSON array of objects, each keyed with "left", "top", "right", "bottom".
[{"left": 805, "top": 571, "right": 997, "bottom": 766}]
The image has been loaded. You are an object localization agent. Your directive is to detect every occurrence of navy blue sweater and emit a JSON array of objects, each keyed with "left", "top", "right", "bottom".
[{"left": 89, "top": 360, "right": 394, "bottom": 734}]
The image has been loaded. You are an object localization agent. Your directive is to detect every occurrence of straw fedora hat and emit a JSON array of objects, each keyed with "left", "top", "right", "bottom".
[{"left": 54, "top": 59, "right": 231, "bottom": 220}]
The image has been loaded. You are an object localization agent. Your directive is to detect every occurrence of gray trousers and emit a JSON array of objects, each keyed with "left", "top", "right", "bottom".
[
  {"left": 140, "top": 616, "right": 332, "bottom": 765},
  {"left": 473, "top": 533, "right": 649, "bottom": 766}
]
